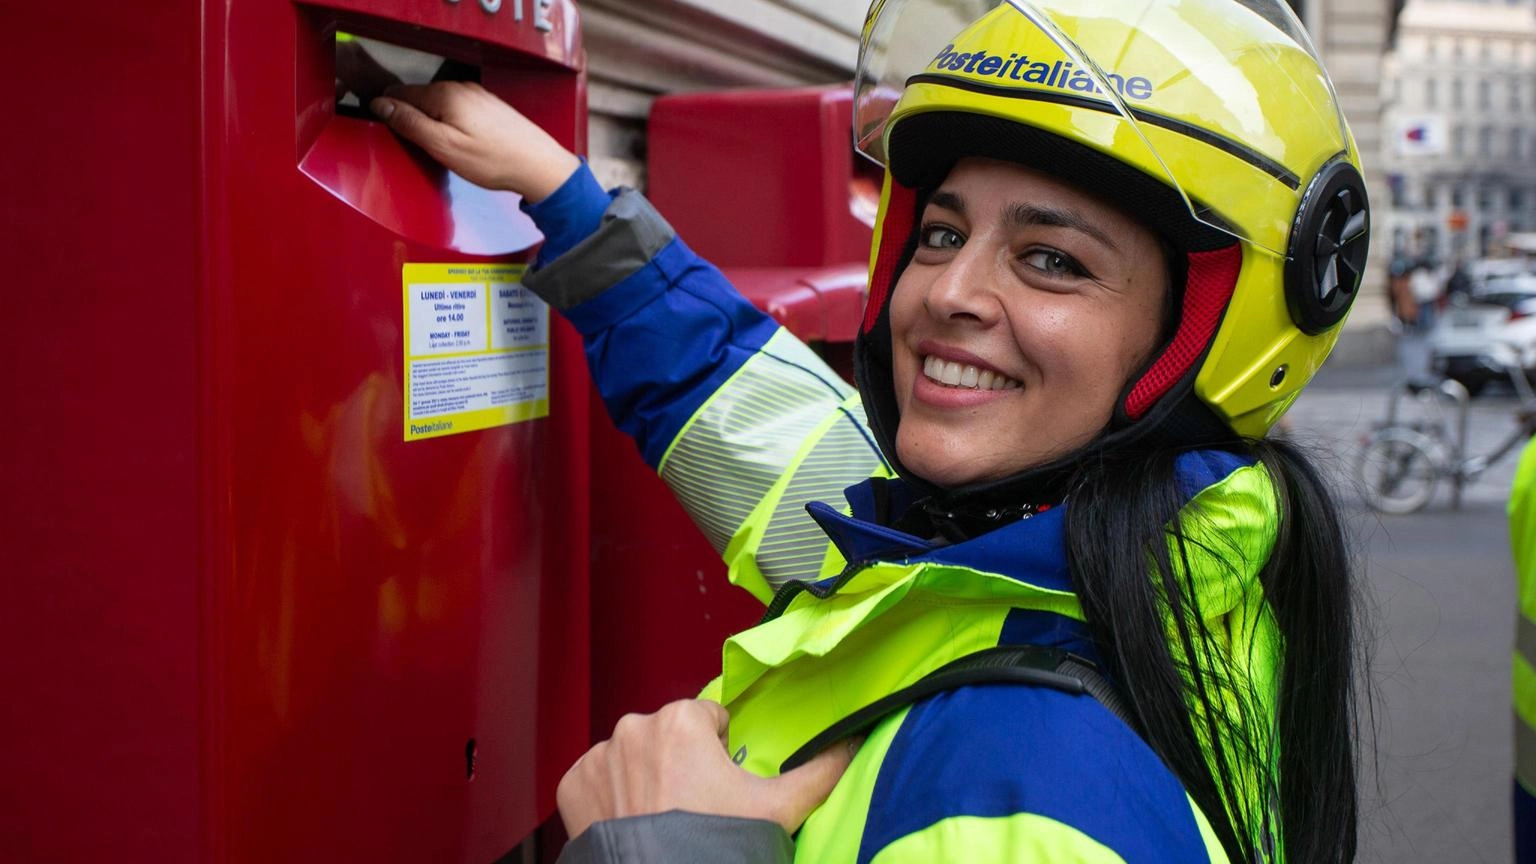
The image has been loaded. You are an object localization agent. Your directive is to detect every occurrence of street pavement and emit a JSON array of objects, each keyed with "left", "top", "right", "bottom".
[{"left": 1287, "top": 360, "right": 1530, "bottom": 863}]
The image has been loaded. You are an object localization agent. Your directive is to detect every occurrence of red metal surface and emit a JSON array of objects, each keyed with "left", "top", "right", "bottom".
[
  {"left": 647, "top": 85, "right": 881, "bottom": 268},
  {"left": 728, "top": 265, "right": 871, "bottom": 345},
  {"left": 590, "top": 87, "right": 874, "bottom": 738},
  {"left": 2, "top": 2, "right": 589, "bottom": 861}
]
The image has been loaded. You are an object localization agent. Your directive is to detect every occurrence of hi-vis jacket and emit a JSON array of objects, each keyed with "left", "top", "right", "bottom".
[
  {"left": 1511, "top": 436, "right": 1536, "bottom": 864},
  {"left": 534, "top": 165, "right": 1280, "bottom": 864}
]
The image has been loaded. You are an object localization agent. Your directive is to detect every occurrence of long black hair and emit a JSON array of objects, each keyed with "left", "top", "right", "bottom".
[{"left": 1065, "top": 436, "right": 1361, "bottom": 864}]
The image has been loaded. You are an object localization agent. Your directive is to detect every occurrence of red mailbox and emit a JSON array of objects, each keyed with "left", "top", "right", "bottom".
[
  {"left": 587, "top": 86, "right": 873, "bottom": 735},
  {"left": 3, "top": 3, "right": 589, "bottom": 861}
]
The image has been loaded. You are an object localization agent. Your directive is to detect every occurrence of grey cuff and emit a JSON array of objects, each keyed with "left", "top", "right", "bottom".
[
  {"left": 524, "top": 188, "right": 677, "bottom": 310},
  {"left": 555, "top": 810, "right": 794, "bottom": 864}
]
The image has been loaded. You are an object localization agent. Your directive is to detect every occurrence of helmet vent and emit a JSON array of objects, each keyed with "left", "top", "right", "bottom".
[{"left": 1286, "top": 159, "right": 1369, "bottom": 335}]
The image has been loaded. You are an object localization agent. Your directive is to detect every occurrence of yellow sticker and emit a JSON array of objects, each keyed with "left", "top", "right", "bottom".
[{"left": 402, "top": 263, "right": 549, "bottom": 441}]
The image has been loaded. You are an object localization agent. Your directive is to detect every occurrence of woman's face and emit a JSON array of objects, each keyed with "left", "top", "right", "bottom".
[{"left": 890, "top": 157, "right": 1170, "bottom": 488}]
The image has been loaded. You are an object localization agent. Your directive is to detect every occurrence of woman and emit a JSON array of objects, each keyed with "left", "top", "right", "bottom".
[{"left": 373, "top": 0, "right": 1367, "bottom": 860}]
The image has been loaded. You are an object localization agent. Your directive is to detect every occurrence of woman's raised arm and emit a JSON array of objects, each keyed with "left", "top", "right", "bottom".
[{"left": 376, "top": 84, "right": 888, "bottom": 603}]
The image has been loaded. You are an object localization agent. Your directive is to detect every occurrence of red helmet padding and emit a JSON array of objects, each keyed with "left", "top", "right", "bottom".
[
  {"left": 863, "top": 183, "right": 917, "bottom": 335},
  {"left": 1123, "top": 245, "right": 1242, "bottom": 420}
]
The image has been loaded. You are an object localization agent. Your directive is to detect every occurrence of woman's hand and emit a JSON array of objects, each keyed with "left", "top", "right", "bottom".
[
  {"left": 556, "top": 699, "right": 857, "bottom": 839},
  {"left": 371, "top": 81, "right": 580, "bottom": 203}
]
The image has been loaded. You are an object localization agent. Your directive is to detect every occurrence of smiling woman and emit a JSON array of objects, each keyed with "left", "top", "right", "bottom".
[
  {"left": 891, "top": 158, "right": 1169, "bottom": 486},
  {"left": 369, "top": 0, "right": 1368, "bottom": 861}
]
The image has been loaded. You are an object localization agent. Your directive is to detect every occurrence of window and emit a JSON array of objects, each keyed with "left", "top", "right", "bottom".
[
  {"left": 1512, "top": 189, "right": 1526, "bottom": 212},
  {"left": 1426, "top": 184, "right": 1438, "bottom": 210},
  {"left": 1454, "top": 124, "right": 1467, "bottom": 157},
  {"left": 1479, "top": 78, "right": 1491, "bottom": 109},
  {"left": 1513, "top": 127, "right": 1525, "bottom": 160},
  {"left": 1514, "top": 80, "right": 1524, "bottom": 112},
  {"left": 1452, "top": 185, "right": 1466, "bottom": 207},
  {"left": 1480, "top": 125, "right": 1493, "bottom": 157},
  {"left": 1478, "top": 186, "right": 1492, "bottom": 211},
  {"left": 1427, "top": 78, "right": 1439, "bottom": 108},
  {"left": 1452, "top": 77, "right": 1464, "bottom": 109}
]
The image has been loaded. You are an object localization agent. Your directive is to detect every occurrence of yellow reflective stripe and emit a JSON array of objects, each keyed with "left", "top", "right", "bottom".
[
  {"left": 1188, "top": 794, "right": 1234, "bottom": 863},
  {"left": 1520, "top": 616, "right": 1536, "bottom": 671},
  {"left": 1511, "top": 439, "right": 1536, "bottom": 621},
  {"left": 1515, "top": 650, "right": 1536, "bottom": 791},
  {"left": 757, "top": 394, "right": 890, "bottom": 585},
  {"left": 659, "top": 330, "right": 881, "bottom": 595},
  {"left": 1516, "top": 650, "right": 1536, "bottom": 733},
  {"left": 1518, "top": 709, "right": 1536, "bottom": 795},
  {"left": 866, "top": 813, "right": 1131, "bottom": 864},
  {"left": 656, "top": 328, "right": 852, "bottom": 474}
]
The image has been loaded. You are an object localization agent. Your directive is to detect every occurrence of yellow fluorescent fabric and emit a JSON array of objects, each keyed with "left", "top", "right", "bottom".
[
  {"left": 1163, "top": 463, "right": 1282, "bottom": 857},
  {"left": 1515, "top": 652, "right": 1536, "bottom": 732},
  {"left": 718, "top": 561, "right": 1080, "bottom": 777},
  {"left": 864, "top": 813, "right": 1130, "bottom": 863},
  {"left": 1511, "top": 438, "right": 1536, "bottom": 623},
  {"left": 792, "top": 705, "right": 906, "bottom": 863},
  {"left": 1512, "top": 438, "right": 1536, "bottom": 790}
]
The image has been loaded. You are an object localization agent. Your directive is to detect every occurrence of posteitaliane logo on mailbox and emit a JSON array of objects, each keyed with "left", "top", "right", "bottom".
[{"left": 402, "top": 263, "right": 550, "bottom": 441}]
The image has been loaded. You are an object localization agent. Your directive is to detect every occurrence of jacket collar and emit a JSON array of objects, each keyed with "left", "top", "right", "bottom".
[{"left": 807, "top": 476, "right": 1073, "bottom": 594}]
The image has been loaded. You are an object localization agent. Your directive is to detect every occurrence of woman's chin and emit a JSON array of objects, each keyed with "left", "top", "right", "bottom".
[
  {"left": 897, "top": 446, "right": 1004, "bottom": 489},
  {"left": 896, "top": 437, "right": 1070, "bottom": 490}
]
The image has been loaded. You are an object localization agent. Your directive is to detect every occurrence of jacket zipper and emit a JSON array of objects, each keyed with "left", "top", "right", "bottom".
[{"left": 759, "top": 559, "right": 873, "bottom": 625}]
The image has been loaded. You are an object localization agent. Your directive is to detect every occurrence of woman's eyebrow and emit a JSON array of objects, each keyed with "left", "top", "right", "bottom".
[
  {"left": 1003, "top": 202, "right": 1119, "bottom": 252},
  {"left": 928, "top": 189, "right": 966, "bottom": 216}
]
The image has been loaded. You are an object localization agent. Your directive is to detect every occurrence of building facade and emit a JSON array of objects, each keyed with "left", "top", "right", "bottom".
[
  {"left": 1380, "top": 0, "right": 1536, "bottom": 266},
  {"left": 578, "top": 0, "right": 863, "bottom": 190}
]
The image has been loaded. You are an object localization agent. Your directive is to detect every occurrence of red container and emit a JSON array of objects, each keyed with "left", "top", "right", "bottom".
[
  {"left": 588, "top": 86, "right": 873, "bottom": 735},
  {"left": 2, "top": 2, "right": 590, "bottom": 862},
  {"left": 648, "top": 85, "right": 882, "bottom": 269}
]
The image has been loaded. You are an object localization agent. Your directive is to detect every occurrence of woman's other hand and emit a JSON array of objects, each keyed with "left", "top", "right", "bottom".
[
  {"left": 556, "top": 699, "right": 857, "bottom": 839},
  {"left": 371, "top": 81, "right": 580, "bottom": 203}
]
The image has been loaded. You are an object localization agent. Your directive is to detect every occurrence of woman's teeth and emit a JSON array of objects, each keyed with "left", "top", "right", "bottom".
[{"left": 923, "top": 356, "right": 1020, "bottom": 390}]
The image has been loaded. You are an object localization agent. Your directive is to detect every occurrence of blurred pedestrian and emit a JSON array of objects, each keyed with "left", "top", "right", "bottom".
[
  {"left": 1447, "top": 258, "right": 1474, "bottom": 303},
  {"left": 1408, "top": 258, "right": 1442, "bottom": 333},
  {"left": 1389, "top": 253, "right": 1417, "bottom": 328}
]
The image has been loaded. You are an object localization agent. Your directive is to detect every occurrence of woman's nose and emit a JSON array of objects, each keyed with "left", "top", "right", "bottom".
[{"left": 923, "top": 243, "right": 999, "bottom": 325}]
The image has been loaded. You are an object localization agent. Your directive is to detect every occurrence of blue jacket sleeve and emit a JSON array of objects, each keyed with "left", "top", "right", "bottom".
[
  {"left": 523, "top": 164, "right": 786, "bottom": 467},
  {"left": 842, "top": 688, "right": 1228, "bottom": 863},
  {"left": 521, "top": 165, "right": 889, "bottom": 599}
]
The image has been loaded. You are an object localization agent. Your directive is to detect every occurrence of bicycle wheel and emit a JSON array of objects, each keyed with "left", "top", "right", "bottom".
[{"left": 1355, "top": 429, "right": 1441, "bottom": 514}]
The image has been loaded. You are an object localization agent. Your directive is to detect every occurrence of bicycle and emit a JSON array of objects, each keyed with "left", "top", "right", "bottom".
[{"left": 1354, "top": 364, "right": 1536, "bottom": 515}]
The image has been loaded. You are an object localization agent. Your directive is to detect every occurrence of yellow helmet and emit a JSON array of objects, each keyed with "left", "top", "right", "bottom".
[{"left": 853, "top": 0, "right": 1369, "bottom": 478}]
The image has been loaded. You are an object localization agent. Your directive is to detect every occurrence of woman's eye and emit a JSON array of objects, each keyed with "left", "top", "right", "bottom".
[
  {"left": 1021, "top": 250, "right": 1084, "bottom": 277},
  {"left": 922, "top": 226, "right": 964, "bottom": 249}
]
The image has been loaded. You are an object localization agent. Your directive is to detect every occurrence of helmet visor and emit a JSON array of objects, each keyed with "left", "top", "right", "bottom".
[{"left": 854, "top": 0, "right": 1352, "bottom": 255}]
